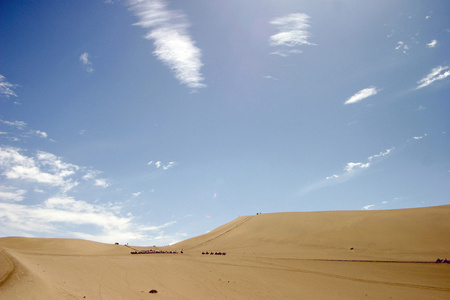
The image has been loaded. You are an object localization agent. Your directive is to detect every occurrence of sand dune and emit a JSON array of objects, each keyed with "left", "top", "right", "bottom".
[{"left": 1, "top": 205, "right": 449, "bottom": 299}]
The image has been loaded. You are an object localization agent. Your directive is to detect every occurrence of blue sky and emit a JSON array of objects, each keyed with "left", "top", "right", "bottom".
[{"left": 1, "top": 0, "right": 449, "bottom": 246}]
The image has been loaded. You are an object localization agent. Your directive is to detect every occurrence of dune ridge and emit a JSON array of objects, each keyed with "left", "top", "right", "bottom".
[
  {"left": 0, "top": 205, "right": 449, "bottom": 299},
  {"left": 174, "top": 205, "right": 450, "bottom": 260}
]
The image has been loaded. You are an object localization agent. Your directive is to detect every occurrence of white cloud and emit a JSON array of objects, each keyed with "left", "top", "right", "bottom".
[
  {"left": 368, "top": 148, "right": 393, "bottom": 161},
  {"left": 0, "top": 186, "right": 26, "bottom": 202},
  {"left": 330, "top": 148, "right": 393, "bottom": 180},
  {"left": 270, "top": 49, "right": 303, "bottom": 57},
  {"left": 263, "top": 75, "right": 278, "bottom": 80},
  {"left": 128, "top": 0, "right": 205, "bottom": 89},
  {"left": 395, "top": 41, "right": 408, "bottom": 53},
  {"left": 148, "top": 160, "right": 177, "bottom": 170},
  {"left": 0, "top": 74, "right": 18, "bottom": 98},
  {"left": 299, "top": 147, "right": 394, "bottom": 196},
  {"left": 79, "top": 52, "right": 94, "bottom": 73},
  {"left": 0, "top": 119, "right": 49, "bottom": 140},
  {"left": 139, "top": 220, "right": 176, "bottom": 231},
  {"left": 33, "top": 130, "right": 48, "bottom": 138},
  {"left": 427, "top": 39, "right": 438, "bottom": 48},
  {"left": 344, "top": 86, "right": 379, "bottom": 105},
  {"left": 0, "top": 197, "right": 180, "bottom": 245},
  {"left": 270, "top": 13, "right": 314, "bottom": 47},
  {"left": 132, "top": 191, "right": 141, "bottom": 197},
  {"left": 0, "top": 147, "right": 112, "bottom": 194},
  {"left": 94, "top": 178, "right": 111, "bottom": 188},
  {"left": 415, "top": 65, "right": 450, "bottom": 89},
  {"left": 362, "top": 204, "right": 375, "bottom": 210},
  {"left": 0, "top": 147, "right": 79, "bottom": 193},
  {"left": 344, "top": 162, "right": 371, "bottom": 173},
  {"left": 82, "top": 170, "right": 111, "bottom": 188},
  {"left": 412, "top": 133, "right": 427, "bottom": 140},
  {"left": 162, "top": 161, "right": 176, "bottom": 170},
  {"left": 0, "top": 119, "right": 27, "bottom": 130}
]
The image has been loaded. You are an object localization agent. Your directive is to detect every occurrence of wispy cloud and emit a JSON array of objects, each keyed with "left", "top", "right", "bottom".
[
  {"left": 79, "top": 52, "right": 94, "bottom": 73},
  {"left": 269, "top": 13, "right": 315, "bottom": 56},
  {"left": 395, "top": 41, "right": 409, "bottom": 53},
  {"left": 128, "top": 0, "right": 205, "bottom": 89},
  {"left": 367, "top": 148, "right": 393, "bottom": 161},
  {"left": 415, "top": 65, "right": 450, "bottom": 89},
  {"left": 0, "top": 74, "right": 18, "bottom": 98},
  {"left": 427, "top": 39, "right": 438, "bottom": 48},
  {"left": 0, "top": 119, "right": 27, "bottom": 130},
  {"left": 82, "top": 170, "right": 111, "bottom": 188},
  {"left": 362, "top": 204, "right": 375, "bottom": 210},
  {"left": 411, "top": 133, "right": 427, "bottom": 140},
  {"left": 139, "top": 220, "right": 176, "bottom": 231},
  {"left": 0, "top": 119, "right": 49, "bottom": 141},
  {"left": 331, "top": 148, "right": 393, "bottom": 179},
  {"left": 344, "top": 86, "right": 379, "bottom": 105},
  {"left": 298, "top": 148, "right": 394, "bottom": 196},
  {"left": 147, "top": 160, "right": 177, "bottom": 170}
]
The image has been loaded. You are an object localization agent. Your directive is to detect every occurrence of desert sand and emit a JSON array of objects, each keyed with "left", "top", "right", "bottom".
[{"left": 1, "top": 205, "right": 449, "bottom": 299}]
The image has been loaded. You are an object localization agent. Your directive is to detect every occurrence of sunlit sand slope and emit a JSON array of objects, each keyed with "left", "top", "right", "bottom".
[
  {"left": 0, "top": 205, "right": 449, "bottom": 299},
  {"left": 174, "top": 205, "right": 450, "bottom": 260}
]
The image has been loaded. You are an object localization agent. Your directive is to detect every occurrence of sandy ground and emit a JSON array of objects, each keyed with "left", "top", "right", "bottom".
[{"left": 1, "top": 205, "right": 449, "bottom": 299}]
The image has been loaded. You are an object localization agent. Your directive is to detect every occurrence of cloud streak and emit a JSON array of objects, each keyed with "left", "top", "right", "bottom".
[
  {"left": 80, "top": 52, "right": 94, "bottom": 73},
  {"left": 344, "top": 86, "right": 379, "bottom": 105},
  {"left": 0, "top": 74, "right": 18, "bottom": 98},
  {"left": 1, "top": 119, "right": 49, "bottom": 141},
  {"left": 147, "top": 160, "right": 177, "bottom": 170},
  {"left": 269, "top": 13, "right": 314, "bottom": 56},
  {"left": 128, "top": 0, "right": 205, "bottom": 89},
  {"left": 426, "top": 39, "right": 438, "bottom": 48},
  {"left": 415, "top": 65, "right": 450, "bottom": 89},
  {"left": 298, "top": 148, "right": 394, "bottom": 197}
]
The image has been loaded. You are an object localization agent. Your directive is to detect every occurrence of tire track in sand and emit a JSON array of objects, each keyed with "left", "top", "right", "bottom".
[
  {"left": 0, "top": 249, "right": 15, "bottom": 287},
  {"left": 190, "top": 216, "right": 254, "bottom": 250},
  {"left": 195, "top": 257, "right": 450, "bottom": 293}
]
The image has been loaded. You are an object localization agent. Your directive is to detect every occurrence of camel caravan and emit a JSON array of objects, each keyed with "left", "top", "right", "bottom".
[
  {"left": 201, "top": 251, "right": 227, "bottom": 255},
  {"left": 130, "top": 250, "right": 183, "bottom": 255}
]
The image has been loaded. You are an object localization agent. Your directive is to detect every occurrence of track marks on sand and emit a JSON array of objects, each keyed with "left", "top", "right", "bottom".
[
  {"left": 191, "top": 216, "right": 254, "bottom": 249},
  {"left": 0, "top": 249, "right": 14, "bottom": 287},
  {"left": 196, "top": 257, "right": 450, "bottom": 293}
]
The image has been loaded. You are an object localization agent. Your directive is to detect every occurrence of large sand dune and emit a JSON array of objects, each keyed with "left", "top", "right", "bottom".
[{"left": 1, "top": 205, "right": 449, "bottom": 299}]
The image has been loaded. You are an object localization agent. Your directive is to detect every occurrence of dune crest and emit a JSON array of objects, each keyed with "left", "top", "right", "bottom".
[{"left": 174, "top": 205, "right": 450, "bottom": 260}]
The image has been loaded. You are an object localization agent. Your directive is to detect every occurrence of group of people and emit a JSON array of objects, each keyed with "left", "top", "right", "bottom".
[
  {"left": 201, "top": 251, "right": 226, "bottom": 255},
  {"left": 130, "top": 250, "right": 182, "bottom": 254}
]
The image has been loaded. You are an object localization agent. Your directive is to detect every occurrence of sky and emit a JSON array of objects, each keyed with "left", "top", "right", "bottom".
[{"left": 0, "top": 0, "right": 449, "bottom": 246}]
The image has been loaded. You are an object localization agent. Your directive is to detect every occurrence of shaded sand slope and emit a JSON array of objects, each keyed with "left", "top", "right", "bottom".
[
  {"left": 0, "top": 205, "right": 449, "bottom": 299},
  {"left": 0, "top": 237, "right": 131, "bottom": 256}
]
